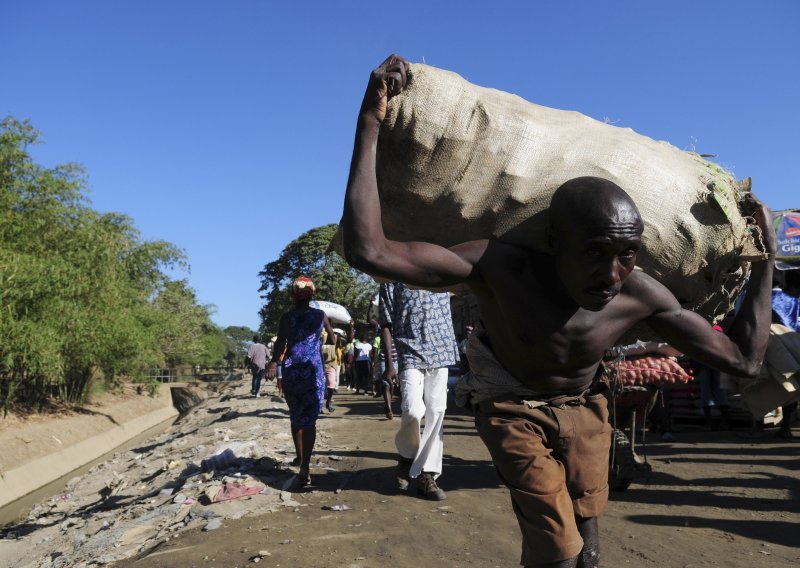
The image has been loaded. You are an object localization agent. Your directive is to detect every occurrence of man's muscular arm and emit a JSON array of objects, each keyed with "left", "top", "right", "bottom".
[
  {"left": 642, "top": 195, "right": 776, "bottom": 378},
  {"left": 342, "top": 55, "right": 486, "bottom": 288}
]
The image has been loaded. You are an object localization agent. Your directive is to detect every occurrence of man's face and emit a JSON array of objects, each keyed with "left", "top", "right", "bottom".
[{"left": 553, "top": 214, "right": 642, "bottom": 311}]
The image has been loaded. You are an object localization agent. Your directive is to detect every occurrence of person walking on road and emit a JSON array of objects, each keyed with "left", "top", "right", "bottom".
[
  {"left": 379, "top": 282, "right": 459, "bottom": 501},
  {"left": 321, "top": 333, "right": 339, "bottom": 413},
  {"left": 352, "top": 332, "right": 373, "bottom": 395},
  {"left": 267, "top": 276, "right": 335, "bottom": 486},
  {"left": 245, "top": 335, "right": 270, "bottom": 397}
]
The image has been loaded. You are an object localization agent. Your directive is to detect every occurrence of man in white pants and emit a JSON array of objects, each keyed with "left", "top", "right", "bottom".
[{"left": 379, "top": 282, "right": 459, "bottom": 500}]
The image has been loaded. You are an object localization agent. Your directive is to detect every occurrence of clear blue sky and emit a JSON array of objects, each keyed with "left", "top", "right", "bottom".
[{"left": 3, "top": 1, "right": 798, "bottom": 329}]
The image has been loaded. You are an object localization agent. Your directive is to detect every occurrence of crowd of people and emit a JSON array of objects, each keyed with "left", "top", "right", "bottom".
[
  {"left": 335, "top": 54, "right": 789, "bottom": 568},
  {"left": 246, "top": 266, "right": 798, "bottom": 566},
  {"left": 249, "top": 274, "right": 464, "bottom": 500},
  {"left": 239, "top": 54, "right": 797, "bottom": 568}
]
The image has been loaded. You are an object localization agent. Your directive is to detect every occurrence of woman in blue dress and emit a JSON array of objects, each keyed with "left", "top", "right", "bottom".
[{"left": 267, "top": 276, "right": 335, "bottom": 485}]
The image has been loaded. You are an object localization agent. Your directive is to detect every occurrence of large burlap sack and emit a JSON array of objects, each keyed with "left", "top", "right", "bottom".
[{"left": 337, "top": 63, "right": 763, "bottom": 322}]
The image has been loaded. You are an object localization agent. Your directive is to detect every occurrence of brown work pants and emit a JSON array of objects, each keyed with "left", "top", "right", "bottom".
[{"left": 475, "top": 386, "right": 611, "bottom": 565}]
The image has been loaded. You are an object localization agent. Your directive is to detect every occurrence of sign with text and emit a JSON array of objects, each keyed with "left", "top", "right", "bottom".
[{"left": 774, "top": 209, "right": 800, "bottom": 269}]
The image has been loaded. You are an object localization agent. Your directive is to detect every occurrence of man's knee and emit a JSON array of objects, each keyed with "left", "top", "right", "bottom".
[{"left": 402, "top": 399, "right": 426, "bottom": 421}]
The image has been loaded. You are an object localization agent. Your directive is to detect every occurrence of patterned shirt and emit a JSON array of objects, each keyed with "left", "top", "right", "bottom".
[{"left": 378, "top": 282, "right": 459, "bottom": 372}]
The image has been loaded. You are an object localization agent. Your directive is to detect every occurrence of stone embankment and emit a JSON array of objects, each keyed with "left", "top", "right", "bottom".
[
  {"left": 0, "top": 384, "right": 185, "bottom": 514},
  {"left": 0, "top": 377, "right": 350, "bottom": 567}
]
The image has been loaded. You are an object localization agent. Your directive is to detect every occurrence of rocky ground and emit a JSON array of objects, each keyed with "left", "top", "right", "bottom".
[{"left": 1, "top": 377, "right": 799, "bottom": 568}]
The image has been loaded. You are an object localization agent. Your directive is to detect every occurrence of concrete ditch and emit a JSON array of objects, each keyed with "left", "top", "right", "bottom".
[{"left": 0, "top": 383, "right": 208, "bottom": 516}]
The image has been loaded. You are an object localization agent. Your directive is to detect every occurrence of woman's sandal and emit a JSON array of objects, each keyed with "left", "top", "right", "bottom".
[{"left": 297, "top": 473, "right": 311, "bottom": 487}]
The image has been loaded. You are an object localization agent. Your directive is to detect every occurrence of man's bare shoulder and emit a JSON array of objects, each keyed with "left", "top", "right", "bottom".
[{"left": 621, "top": 270, "right": 681, "bottom": 313}]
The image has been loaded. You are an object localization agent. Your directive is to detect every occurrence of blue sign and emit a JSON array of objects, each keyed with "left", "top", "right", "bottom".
[{"left": 774, "top": 209, "right": 800, "bottom": 270}]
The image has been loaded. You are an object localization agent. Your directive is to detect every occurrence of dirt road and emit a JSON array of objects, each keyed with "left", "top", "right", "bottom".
[
  {"left": 114, "top": 386, "right": 799, "bottom": 568},
  {"left": 3, "top": 377, "right": 798, "bottom": 568}
]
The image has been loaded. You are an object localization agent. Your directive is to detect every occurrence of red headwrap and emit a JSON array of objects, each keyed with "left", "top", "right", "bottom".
[{"left": 290, "top": 276, "right": 316, "bottom": 300}]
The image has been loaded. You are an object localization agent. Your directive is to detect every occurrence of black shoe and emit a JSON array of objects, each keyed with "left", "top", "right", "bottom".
[
  {"left": 327, "top": 404, "right": 335, "bottom": 413},
  {"left": 396, "top": 457, "right": 412, "bottom": 491},
  {"left": 417, "top": 472, "right": 446, "bottom": 501}
]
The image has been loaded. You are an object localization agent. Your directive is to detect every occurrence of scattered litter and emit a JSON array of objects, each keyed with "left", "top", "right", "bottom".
[
  {"left": 200, "top": 440, "right": 264, "bottom": 472},
  {"left": 321, "top": 504, "right": 352, "bottom": 512},
  {"left": 200, "top": 448, "right": 236, "bottom": 472},
  {"left": 0, "top": 381, "right": 321, "bottom": 567},
  {"left": 211, "top": 480, "right": 266, "bottom": 503},
  {"left": 204, "top": 518, "right": 222, "bottom": 531}
]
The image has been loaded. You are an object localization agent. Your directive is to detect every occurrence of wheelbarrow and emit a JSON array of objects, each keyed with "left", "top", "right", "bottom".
[
  {"left": 602, "top": 352, "right": 693, "bottom": 491},
  {"left": 607, "top": 384, "right": 661, "bottom": 491}
]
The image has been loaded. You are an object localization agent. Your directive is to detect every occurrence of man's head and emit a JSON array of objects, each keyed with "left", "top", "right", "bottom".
[
  {"left": 253, "top": 334, "right": 260, "bottom": 343},
  {"left": 547, "top": 177, "right": 644, "bottom": 311}
]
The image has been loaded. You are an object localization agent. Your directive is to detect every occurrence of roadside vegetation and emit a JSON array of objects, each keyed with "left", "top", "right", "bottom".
[{"left": 0, "top": 117, "right": 250, "bottom": 414}]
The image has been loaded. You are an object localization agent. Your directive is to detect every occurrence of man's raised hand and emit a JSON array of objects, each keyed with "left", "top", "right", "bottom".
[
  {"left": 360, "top": 54, "right": 409, "bottom": 124},
  {"left": 742, "top": 193, "right": 777, "bottom": 256}
]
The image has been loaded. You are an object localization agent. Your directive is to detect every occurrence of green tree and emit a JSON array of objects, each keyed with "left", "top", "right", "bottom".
[
  {"left": 258, "top": 224, "right": 376, "bottom": 333},
  {"left": 150, "top": 280, "right": 215, "bottom": 367},
  {"left": 0, "top": 117, "right": 226, "bottom": 412},
  {"left": 223, "top": 325, "right": 257, "bottom": 364}
]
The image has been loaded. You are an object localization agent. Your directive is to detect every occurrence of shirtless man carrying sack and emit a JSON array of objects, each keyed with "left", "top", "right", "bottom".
[{"left": 341, "top": 55, "right": 777, "bottom": 568}]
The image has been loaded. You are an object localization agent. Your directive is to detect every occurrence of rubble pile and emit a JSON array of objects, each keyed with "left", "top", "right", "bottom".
[{"left": 0, "top": 380, "right": 350, "bottom": 567}]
